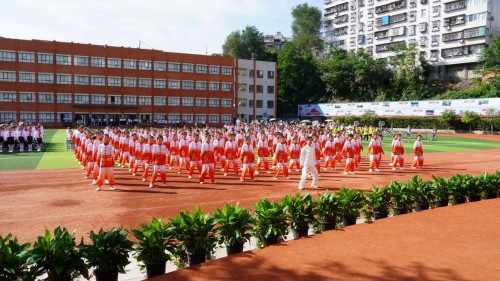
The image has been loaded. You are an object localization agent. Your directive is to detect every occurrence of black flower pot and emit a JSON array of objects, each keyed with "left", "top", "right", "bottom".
[
  {"left": 342, "top": 216, "right": 357, "bottom": 227},
  {"left": 187, "top": 251, "right": 206, "bottom": 266},
  {"left": 94, "top": 269, "right": 119, "bottom": 281},
  {"left": 453, "top": 197, "right": 466, "bottom": 205},
  {"left": 435, "top": 200, "right": 449, "bottom": 208},
  {"left": 262, "top": 235, "right": 279, "bottom": 247},
  {"left": 145, "top": 262, "right": 166, "bottom": 279},
  {"left": 226, "top": 242, "right": 244, "bottom": 256},
  {"left": 291, "top": 228, "right": 309, "bottom": 239},
  {"left": 393, "top": 207, "right": 407, "bottom": 216},
  {"left": 373, "top": 212, "right": 388, "bottom": 220},
  {"left": 468, "top": 195, "right": 481, "bottom": 202},
  {"left": 484, "top": 192, "right": 498, "bottom": 200},
  {"left": 415, "top": 203, "right": 429, "bottom": 212},
  {"left": 320, "top": 221, "right": 336, "bottom": 232}
]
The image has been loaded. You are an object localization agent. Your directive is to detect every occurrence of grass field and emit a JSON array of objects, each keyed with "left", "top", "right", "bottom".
[{"left": 0, "top": 129, "right": 499, "bottom": 171}]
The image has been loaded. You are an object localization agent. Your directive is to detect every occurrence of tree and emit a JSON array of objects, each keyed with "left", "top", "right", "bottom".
[
  {"left": 477, "top": 35, "right": 500, "bottom": 77},
  {"left": 222, "top": 26, "right": 265, "bottom": 59},
  {"left": 461, "top": 111, "right": 480, "bottom": 133},
  {"left": 439, "top": 110, "right": 458, "bottom": 130},
  {"left": 291, "top": 3, "right": 323, "bottom": 55},
  {"left": 278, "top": 42, "right": 325, "bottom": 116},
  {"left": 485, "top": 108, "right": 498, "bottom": 134}
]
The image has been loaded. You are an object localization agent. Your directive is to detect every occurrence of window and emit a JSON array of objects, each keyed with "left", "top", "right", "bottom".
[
  {"left": 124, "top": 96, "right": 137, "bottom": 105},
  {"left": 124, "top": 78, "right": 137, "bottom": 87},
  {"left": 222, "top": 99, "right": 232, "bottom": 107},
  {"left": 182, "top": 97, "right": 194, "bottom": 106},
  {"left": 168, "top": 62, "right": 181, "bottom": 72},
  {"left": 140, "top": 114, "right": 151, "bottom": 124},
  {"left": 19, "top": 52, "right": 35, "bottom": 63},
  {"left": 154, "top": 61, "right": 167, "bottom": 71},
  {"left": 209, "top": 66, "right": 220, "bottom": 75},
  {"left": 196, "top": 81, "right": 207, "bottom": 90},
  {"left": 56, "top": 74, "right": 72, "bottom": 85},
  {"left": 222, "top": 83, "right": 232, "bottom": 91},
  {"left": 196, "top": 65, "right": 207, "bottom": 74},
  {"left": 209, "top": 115, "right": 219, "bottom": 123},
  {"left": 222, "top": 67, "right": 232, "bottom": 75},
  {"left": 19, "top": 92, "right": 35, "bottom": 103},
  {"left": 249, "top": 85, "right": 254, "bottom": 93},
  {"left": 56, "top": 93, "right": 71, "bottom": 104},
  {"left": 249, "top": 70, "right": 254, "bottom": 78},
  {"left": 432, "top": 5, "right": 440, "bottom": 16},
  {"left": 139, "top": 96, "right": 152, "bottom": 105},
  {"left": 238, "top": 68, "right": 247, "bottom": 76},
  {"left": 0, "top": 112, "right": 16, "bottom": 122},
  {"left": 0, "top": 92, "right": 16, "bottom": 102},
  {"left": 74, "top": 56, "right": 88, "bottom": 66},
  {"left": 74, "top": 94, "right": 89, "bottom": 104},
  {"left": 38, "top": 53, "right": 53, "bottom": 64},
  {"left": 238, "top": 83, "right": 247, "bottom": 92},
  {"left": 409, "top": 25, "right": 416, "bottom": 35},
  {"left": 91, "top": 76, "right": 105, "bottom": 86},
  {"left": 222, "top": 115, "right": 232, "bottom": 123},
  {"left": 139, "top": 60, "right": 152, "bottom": 70},
  {"left": 183, "top": 81, "right": 194, "bottom": 90},
  {"left": 268, "top": 71, "right": 275, "bottom": 79},
  {"left": 169, "top": 114, "right": 180, "bottom": 121},
  {"left": 91, "top": 57, "right": 105, "bottom": 67},
  {"left": 39, "top": 112, "right": 54, "bottom": 123},
  {"left": 196, "top": 98, "right": 207, "bottom": 107},
  {"left": 19, "top": 72, "right": 35, "bottom": 83},
  {"left": 20, "top": 112, "right": 36, "bottom": 122},
  {"left": 209, "top": 82, "right": 220, "bottom": 91},
  {"left": 74, "top": 75, "right": 89, "bottom": 85},
  {"left": 38, "top": 73, "right": 53, "bottom": 84},
  {"left": 238, "top": 98, "right": 247, "bottom": 107},
  {"left": 56, "top": 55, "right": 71, "bottom": 65},
  {"left": 432, "top": 20, "right": 440, "bottom": 31},
  {"left": 57, "top": 113, "right": 72, "bottom": 123},
  {"left": 139, "top": 78, "right": 152, "bottom": 88},
  {"left": 108, "top": 95, "right": 121, "bottom": 105},
  {"left": 108, "top": 77, "right": 121, "bottom": 87},
  {"left": 0, "top": 71, "right": 15, "bottom": 82},
  {"left": 464, "top": 26, "right": 488, "bottom": 39},
  {"left": 249, "top": 100, "right": 254, "bottom": 108},
  {"left": 155, "top": 114, "right": 166, "bottom": 121},
  {"left": 91, "top": 95, "right": 105, "bottom": 105},
  {"left": 154, "top": 96, "right": 166, "bottom": 106},
  {"left": 256, "top": 100, "right": 263, "bottom": 108},
  {"left": 445, "top": 1, "right": 466, "bottom": 12},
  {"left": 256, "top": 70, "right": 264, "bottom": 78},
  {"left": 209, "top": 98, "right": 220, "bottom": 107},
  {"left": 168, "top": 80, "right": 180, "bottom": 89},
  {"left": 169, "top": 97, "right": 180, "bottom": 106},
  {"left": 124, "top": 59, "right": 137, "bottom": 69},
  {"left": 154, "top": 79, "right": 166, "bottom": 88},
  {"left": 466, "top": 12, "right": 490, "bottom": 22},
  {"left": 267, "top": 100, "right": 275, "bottom": 109},
  {"left": 196, "top": 115, "right": 207, "bottom": 122},
  {"left": 256, "top": 85, "right": 264, "bottom": 93},
  {"left": 267, "top": 86, "right": 275, "bottom": 94},
  {"left": 421, "top": 9, "right": 427, "bottom": 17},
  {"left": 431, "top": 35, "right": 440, "bottom": 46},
  {"left": 0, "top": 51, "right": 15, "bottom": 62},
  {"left": 182, "top": 114, "right": 193, "bottom": 122},
  {"left": 183, "top": 64, "right": 194, "bottom": 73},
  {"left": 360, "top": 10, "right": 364, "bottom": 18},
  {"left": 108, "top": 58, "right": 121, "bottom": 68},
  {"left": 39, "top": 93, "right": 54, "bottom": 103}
]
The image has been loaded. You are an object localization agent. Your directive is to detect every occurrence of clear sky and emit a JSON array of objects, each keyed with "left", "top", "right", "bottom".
[{"left": 1, "top": 0, "right": 323, "bottom": 55}]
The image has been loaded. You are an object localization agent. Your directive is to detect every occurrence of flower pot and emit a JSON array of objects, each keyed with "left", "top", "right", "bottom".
[
  {"left": 453, "top": 197, "right": 466, "bottom": 205},
  {"left": 94, "top": 269, "right": 119, "bottom": 281},
  {"left": 373, "top": 211, "right": 388, "bottom": 220},
  {"left": 145, "top": 262, "right": 166, "bottom": 279},
  {"left": 415, "top": 203, "right": 429, "bottom": 212},
  {"left": 435, "top": 200, "right": 449, "bottom": 208},
  {"left": 226, "top": 242, "right": 244, "bottom": 256},
  {"left": 393, "top": 207, "right": 407, "bottom": 216},
  {"left": 468, "top": 195, "right": 481, "bottom": 202},
  {"left": 484, "top": 192, "right": 498, "bottom": 200},
  {"left": 187, "top": 251, "right": 206, "bottom": 266},
  {"left": 342, "top": 216, "right": 357, "bottom": 227},
  {"left": 320, "top": 221, "right": 336, "bottom": 232},
  {"left": 291, "top": 228, "right": 309, "bottom": 239},
  {"left": 262, "top": 235, "right": 279, "bottom": 247}
]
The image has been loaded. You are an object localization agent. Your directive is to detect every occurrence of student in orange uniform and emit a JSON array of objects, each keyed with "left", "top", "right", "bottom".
[
  {"left": 224, "top": 133, "right": 239, "bottom": 176},
  {"left": 213, "top": 132, "right": 226, "bottom": 170},
  {"left": 368, "top": 133, "right": 384, "bottom": 172},
  {"left": 128, "top": 133, "right": 139, "bottom": 172},
  {"left": 169, "top": 134, "right": 180, "bottom": 170},
  {"left": 342, "top": 134, "right": 355, "bottom": 174},
  {"left": 95, "top": 134, "right": 116, "bottom": 191},
  {"left": 392, "top": 134, "right": 405, "bottom": 170},
  {"left": 132, "top": 136, "right": 144, "bottom": 176},
  {"left": 178, "top": 132, "right": 191, "bottom": 174},
  {"left": 187, "top": 134, "right": 202, "bottom": 179},
  {"left": 84, "top": 135, "right": 97, "bottom": 179},
  {"left": 273, "top": 136, "right": 289, "bottom": 180},
  {"left": 141, "top": 136, "right": 154, "bottom": 182},
  {"left": 255, "top": 133, "right": 271, "bottom": 174},
  {"left": 411, "top": 135, "right": 424, "bottom": 169},
  {"left": 288, "top": 137, "right": 301, "bottom": 172},
  {"left": 240, "top": 136, "right": 256, "bottom": 182},
  {"left": 200, "top": 134, "right": 217, "bottom": 184},
  {"left": 322, "top": 134, "right": 336, "bottom": 170},
  {"left": 150, "top": 135, "right": 168, "bottom": 188}
]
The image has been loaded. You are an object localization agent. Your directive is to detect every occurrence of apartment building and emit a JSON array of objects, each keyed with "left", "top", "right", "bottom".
[
  {"left": 323, "top": 0, "right": 500, "bottom": 80},
  {"left": 0, "top": 37, "right": 277, "bottom": 126}
]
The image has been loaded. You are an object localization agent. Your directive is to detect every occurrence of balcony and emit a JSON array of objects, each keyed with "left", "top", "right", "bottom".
[
  {"left": 375, "top": 41, "right": 404, "bottom": 52},
  {"left": 333, "top": 2, "right": 349, "bottom": 13},
  {"left": 335, "top": 15, "right": 349, "bottom": 24},
  {"left": 375, "top": 0, "right": 406, "bottom": 14},
  {"left": 334, "top": 26, "right": 349, "bottom": 36},
  {"left": 444, "top": 14, "right": 466, "bottom": 27},
  {"left": 376, "top": 13, "right": 407, "bottom": 27},
  {"left": 444, "top": 1, "right": 466, "bottom": 12},
  {"left": 442, "top": 31, "right": 463, "bottom": 42}
]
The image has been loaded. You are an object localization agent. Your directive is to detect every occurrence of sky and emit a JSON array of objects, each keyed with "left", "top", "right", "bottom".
[{"left": 1, "top": 0, "right": 323, "bottom": 55}]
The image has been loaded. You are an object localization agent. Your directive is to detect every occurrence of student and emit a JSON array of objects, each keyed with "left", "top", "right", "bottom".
[
  {"left": 168, "top": 134, "right": 180, "bottom": 170},
  {"left": 95, "top": 134, "right": 116, "bottom": 191},
  {"left": 200, "top": 134, "right": 217, "bottom": 184},
  {"left": 298, "top": 137, "right": 319, "bottom": 190},
  {"left": 273, "top": 136, "right": 289, "bottom": 180},
  {"left": 85, "top": 135, "right": 97, "bottom": 179},
  {"left": 34, "top": 127, "right": 43, "bottom": 152},
  {"left": 288, "top": 137, "right": 301, "bottom": 172},
  {"left": 411, "top": 135, "right": 424, "bottom": 169},
  {"left": 240, "top": 136, "right": 256, "bottom": 182},
  {"left": 213, "top": 132, "right": 226, "bottom": 170},
  {"left": 255, "top": 133, "right": 271, "bottom": 174},
  {"left": 224, "top": 133, "right": 239, "bottom": 176},
  {"left": 6, "top": 127, "right": 15, "bottom": 152},
  {"left": 16, "top": 127, "right": 25, "bottom": 152},
  {"left": 128, "top": 133, "right": 139, "bottom": 172},
  {"left": 141, "top": 136, "right": 154, "bottom": 182},
  {"left": 150, "top": 135, "right": 168, "bottom": 188},
  {"left": 342, "top": 134, "right": 355, "bottom": 175},
  {"left": 368, "top": 133, "right": 383, "bottom": 172},
  {"left": 178, "top": 132, "right": 191, "bottom": 174},
  {"left": 322, "top": 135, "right": 336, "bottom": 170},
  {"left": 187, "top": 134, "right": 202, "bottom": 179},
  {"left": 392, "top": 134, "right": 405, "bottom": 170},
  {"left": 132, "top": 136, "right": 145, "bottom": 176}
]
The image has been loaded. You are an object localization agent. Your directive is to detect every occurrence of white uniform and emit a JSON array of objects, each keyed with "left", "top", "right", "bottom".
[{"left": 299, "top": 145, "right": 318, "bottom": 189}]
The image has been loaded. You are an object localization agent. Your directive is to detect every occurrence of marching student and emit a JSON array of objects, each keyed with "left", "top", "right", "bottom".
[
  {"left": 34, "top": 127, "right": 43, "bottom": 152},
  {"left": 84, "top": 135, "right": 97, "bottom": 179},
  {"left": 132, "top": 135, "right": 145, "bottom": 176},
  {"left": 312, "top": 135, "right": 322, "bottom": 177},
  {"left": 178, "top": 132, "right": 191, "bottom": 174},
  {"left": 411, "top": 135, "right": 424, "bottom": 169},
  {"left": 240, "top": 136, "right": 256, "bottom": 182},
  {"left": 224, "top": 133, "right": 239, "bottom": 176},
  {"left": 255, "top": 133, "right": 271, "bottom": 174},
  {"left": 169, "top": 134, "right": 180, "bottom": 170},
  {"left": 187, "top": 133, "right": 202, "bottom": 179},
  {"left": 342, "top": 134, "right": 355, "bottom": 174},
  {"left": 322, "top": 135, "right": 336, "bottom": 170},
  {"left": 334, "top": 132, "right": 342, "bottom": 164},
  {"left": 95, "top": 134, "right": 115, "bottom": 191},
  {"left": 200, "top": 134, "right": 217, "bottom": 184},
  {"left": 390, "top": 134, "right": 397, "bottom": 166},
  {"left": 213, "top": 132, "right": 226, "bottom": 170},
  {"left": 141, "top": 136, "right": 154, "bottom": 182},
  {"left": 92, "top": 131, "right": 104, "bottom": 184},
  {"left": 24, "top": 126, "right": 34, "bottom": 152},
  {"left": 298, "top": 137, "right": 319, "bottom": 190},
  {"left": 392, "top": 134, "right": 405, "bottom": 170},
  {"left": 273, "top": 136, "right": 289, "bottom": 180},
  {"left": 288, "top": 137, "right": 301, "bottom": 172},
  {"left": 119, "top": 131, "right": 130, "bottom": 168},
  {"left": 150, "top": 135, "right": 168, "bottom": 188},
  {"left": 128, "top": 133, "right": 139, "bottom": 172},
  {"left": 16, "top": 127, "right": 25, "bottom": 152},
  {"left": 368, "top": 133, "right": 383, "bottom": 172},
  {"left": 6, "top": 127, "right": 15, "bottom": 152}
]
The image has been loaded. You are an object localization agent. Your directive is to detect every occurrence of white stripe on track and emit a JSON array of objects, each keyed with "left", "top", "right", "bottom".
[{"left": 0, "top": 155, "right": 74, "bottom": 160}]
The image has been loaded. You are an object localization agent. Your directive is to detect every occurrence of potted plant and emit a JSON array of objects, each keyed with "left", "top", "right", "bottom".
[
  {"left": 170, "top": 206, "right": 217, "bottom": 266},
  {"left": 390, "top": 181, "right": 414, "bottom": 215},
  {"left": 252, "top": 198, "right": 289, "bottom": 247},
  {"left": 364, "top": 185, "right": 392, "bottom": 220},
  {"left": 465, "top": 174, "right": 482, "bottom": 202},
  {"left": 479, "top": 172, "right": 499, "bottom": 199},
  {"left": 79, "top": 227, "right": 133, "bottom": 281},
  {"left": 449, "top": 174, "right": 468, "bottom": 205},
  {"left": 0, "top": 234, "right": 34, "bottom": 281},
  {"left": 130, "top": 218, "right": 175, "bottom": 278},
  {"left": 213, "top": 203, "right": 253, "bottom": 256},
  {"left": 431, "top": 176, "right": 451, "bottom": 207},
  {"left": 28, "top": 227, "right": 89, "bottom": 281},
  {"left": 338, "top": 187, "right": 366, "bottom": 226},
  {"left": 282, "top": 192, "right": 315, "bottom": 239},
  {"left": 407, "top": 175, "right": 434, "bottom": 211},
  {"left": 313, "top": 190, "right": 339, "bottom": 232}
]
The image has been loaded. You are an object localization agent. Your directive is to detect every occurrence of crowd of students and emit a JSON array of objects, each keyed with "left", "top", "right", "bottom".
[{"left": 0, "top": 122, "right": 45, "bottom": 153}]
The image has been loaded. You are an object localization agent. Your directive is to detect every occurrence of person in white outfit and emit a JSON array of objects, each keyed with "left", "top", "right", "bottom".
[{"left": 298, "top": 137, "right": 319, "bottom": 190}]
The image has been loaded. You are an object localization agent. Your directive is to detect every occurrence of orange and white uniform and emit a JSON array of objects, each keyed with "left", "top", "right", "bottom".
[
  {"left": 142, "top": 143, "right": 153, "bottom": 180},
  {"left": 129, "top": 138, "right": 139, "bottom": 170},
  {"left": 411, "top": 140, "right": 424, "bottom": 168},
  {"left": 224, "top": 139, "right": 239, "bottom": 175},
  {"left": 213, "top": 137, "right": 226, "bottom": 169},
  {"left": 368, "top": 137, "right": 383, "bottom": 171},
  {"left": 188, "top": 140, "right": 202, "bottom": 177},
  {"left": 392, "top": 139, "right": 404, "bottom": 168},
  {"left": 169, "top": 138, "right": 180, "bottom": 170},
  {"left": 256, "top": 138, "right": 270, "bottom": 173},
  {"left": 334, "top": 136, "right": 342, "bottom": 164},
  {"left": 288, "top": 142, "right": 301, "bottom": 171},
  {"left": 273, "top": 141, "right": 289, "bottom": 179},
  {"left": 119, "top": 136, "right": 130, "bottom": 166},
  {"left": 96, "top": 142, "right": 115, "bottom": 187},
  {"left": 200, "top": 141, "right": 216, "bottom": 183},
  {"left": 132, "top": 142, "right": 144, "bottom": 175},
  {"left": 150, "top": 144, "right": 168, "bottom": 185},
  {"left": 312, "top": 141, "right": 322, "bottom": 175},
  {"left": 178, "top": 137, "right": 191, "bottom": 173},
  {"left": 240, "top": 142, "right": 255, "bottom": 181},
  {"left": 322, "top": 139, "right": 336, "bottom": 170},
  {"left": 342, "top": 139, "right": 355, "bottom": 173},
  {"left": 85, "top": 140, "right": 96, "bottom": 178}
]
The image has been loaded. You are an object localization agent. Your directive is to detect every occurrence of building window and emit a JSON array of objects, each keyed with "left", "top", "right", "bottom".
[
  {"left": 209, "top": 115, "right": 219, "bottom": 123},
  {"left": 183, "top": 81, "right": 194, "bottom": 90},
  {"left": 168, "top": 62, "right": 181, "bottom": 72},
  {"left": 0, "top": 112, "right": 16, "bottom": 122},
  {"left": 196, "top": 81, "right": 207, "bottom": 90},
  {"left": 91, "top": 57, "right": 105, "bottom": 67},
  {"left": 39, "top": 112, "right": 54, "bottom": 123},
  {"left": 18, "top": 52, "right": 35, "bottom": 63},
  {"left": 222, "top": 67, "right": 232, "bottom": 75},
  {"left": 183, "top": 64, "right": 194, "bottom": 73},
  {"left": 267, "top": 100, "right": 275, "bottom": 108},
  {"left": 249, "top": 70, "right": 254, "bottom": 78},
  {"left": 19, "top": 92, "right": 36, "bottom": 103},
  {"left": 38, "top": 53, "right": 53, "bottom": 64},
  {"left": 139, "top": 60, "right": 152, "bottom": 70},
  {"left": 19, "top": 72, "right": 35, "bottom": 83},
  {"left": 74, "top": 56, "right": 89, "bottom": 66},
  {"left": 108, "top": 77, "right": 121, "bottom": 87},
  {"left": 154, "top": 79, "right": 166, "bottom": 88},
  {"left": 421, "top": 9, "right": 427, "bottom": 17},
  {"left": 154, "top": 114, "right": 166, "bottom": 121},
  {"left": 249, "top": 100, "right": 254, "bottom": 108},
  {"left": 124, "top": 96, "right": 137, "bottom": 105},
  {"left": 0, "top": 92, "right": 16, "bottom": 102},
  {"left": 108, "top": 58, "right": 121, "bottom": 68},
  {"left": 74, "top": 94, "right": 89, "bottom": 104},
  {"left": 268, "top": 71, "right": 275, "bottom": 79},
  {"left": 56, "top": 74, "right": 72, "bottom": 85},
  {"left": 0, "top": 71, "right": 15, "bottom": 82},
  {"left": 56, "top": 55, "right": 71, "bottom": 65},
  {"left": 182, "top": 114, "right": 193, "bottom": 122},
  {"left": 56, "top": 94, "right": 71, "bottom": 104},
  {"left": 154, "top": 61, "right": 167, "bottom": 71},
  {"left": 256, "top": 85, "right": 264, "bottom": 93},
  {"left": 169, "top": 97, "right": 180, "bottom": 106},
  {"left": 168, "top": 80, "right": 181, "bottom": 89},
  {"left": 238, "top": 68, "right": 247, "bottom": 76},
  {"left": 267, "top": 86, "right": 275, "bottom": 94},
  {"left": 123, "top": 59, "right": 137, "bottom": 69},
  {"left": 238, "top": 83, "right": 247, "bottom": 92},
  {"left": 74, "top": 75, "right": 89, "bottom": 85},
  {"left": 57, "top": 113, "right": 73, "bottom": 123},
  {"left": 249, "top": 85, "right": 254, "bottom": 93},
  {"left": 196, "top": 98, "right": 207, "bottom": 107},
  {"left": 196, "top": 115, "right": 207, "bottom": 123},
  {"left": 91, "top": 95, "right": 105, "bottom": 105},
  {"left": 39, "top": 93, "right": 54, "bottom": 103},
  {"left": 209, "top": 66, "right": 220, "bottom": 75},
  {"left": 196, "top": 65, "right": 208, "bottom": 74},
  {"left": 209, "top": 98, "right": 220, "bottom": 107},
  {"left": 139, "top": 96, "right": 152, "bottom": 105},
  {"left": 38, "top": 73, "right": 53, "bottom": 84},
  {"left": 256, "top": 70, "right": 264, "bottom": 78},
  {"left": 140, "top": 114, "right": 151, "bottom": 123},
  {"left": 182, "top": 97, "right": 194, "bottom": 106},
  {"left": 139, "top": 78, "right": 152, "bottom": 88},
  {"left": 409, "top": 25, "right": 416, "bottom": 36},
  {"left": 169, "top": 114, "right": 180, "bottom": 121},
  {"left": 209, "top": 82, "right": 220, "bottom": 91},
  {"left": 91, "top": 76, "right": 105, "bottom": 86},
  {"left": 0, "top": 51, "right": 15, "bottom": 62},
  {"left": 154, "top": 96, "right": 166, "bottom": 106},
  {"left": 124, "top": 78, "right": 137, "bottom": 87},
  {"left": 222, "top": 115, "right": 232, "bottom": 123},
  {"left": 108, "top": 95, "right": 121, "bottom": 105},
  {"left": 222, "top": 99, "right": 232, "bottom": 107},
  {"left": 256, "top": 100, "right": 263, "bottom": 108},
  {"left": 238, "top": 98, "right": 247, "bottom": 107},
  {"left": 222, "top": 83, "right": 233, "bottom": 91},
  {"left": 20, "top": 112, "right": 36, "bottom": 122}
]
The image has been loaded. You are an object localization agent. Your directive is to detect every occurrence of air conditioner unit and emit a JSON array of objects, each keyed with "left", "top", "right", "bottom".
[
  {"left": 459, "top": 39, "right": 464, "bottom": 43},
  {"left": 446, "top": 26, "right": 451, "bottom": 30},
  {"left": 351, "top": 5, "right": 356, "bottom": 9},
  {"left": 389, "top": 37, "right": 394, "bottom": 41}
]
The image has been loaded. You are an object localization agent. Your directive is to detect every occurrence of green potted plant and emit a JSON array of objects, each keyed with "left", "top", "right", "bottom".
[
  {"left": 282, "top": 192, "right": 315, "bottom": 239},
  {"left": 252, "top": 198, "right": 289, "bottom": 247},
  {"left": 390, "top": 181, "right": 414, "bottom": 215},
  {"left": 338, "top": 187, "right": 366, "bottom": 226},
  {"left": 0, "top": 234, "right": 35, "bottom": 281},
  {"left": 312, "top": 190, "right": 339, "bottom": 232},
  {"left": 407, "top": 175, "right": 434, "bottom": 211},
  {"left": 364, "top": 185, "right": 392, "bottom": 220},
  {"left": 213, "top": 203, "right": 254, "bottom": 256},
  {"left": 479, "top": 172, "right": 499, "bottom": 199},
  {"left": 170, "top": 206, "right": 217, "bottom": 266},
  {"left": 28, "top": 227, "right": 89, "bottom": 281},
  {"left": 431, "top": 176, "right": 451, "bottom": 207},
  {"left": 465, "top": 174, "right": 482, "bottom": 202},
  {"left": 78, "top": 227, "right": 133, "bottom": 281},
  {"left": 449, "top": 174, "right": 468, "bottom": 205},
  {"left": 130, "top": 218, "right": 175, "bottom": 278}
]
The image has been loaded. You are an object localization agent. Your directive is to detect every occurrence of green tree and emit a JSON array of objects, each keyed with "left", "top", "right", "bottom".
[
  {"left": 484, "top": 108, "right": 498, "bottom": 134},
  {"left": 278, "top": 42, "right": 325, "bottom": 116},
  {"left": 291, "top": 3, "right": 323, "bottom": 55},
  {"left": 439, "top": 110, "right": 458, "bottom": 130},
  {"left": 477, "top": 35, "right": 500, "bottom": 77},
  {"left": 222, "top": 26, "right": 265, "bottom": 59},
  {"left": 461, "top": 111, "right": 480, "bottom": 133}
]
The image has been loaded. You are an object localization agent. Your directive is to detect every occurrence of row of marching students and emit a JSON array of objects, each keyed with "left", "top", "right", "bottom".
[
  {"left": 0, "top": 123, "right": 44, "bottom": 153},
  {"left": 390, "top": 133, "right": 425, "bottom": 170}
]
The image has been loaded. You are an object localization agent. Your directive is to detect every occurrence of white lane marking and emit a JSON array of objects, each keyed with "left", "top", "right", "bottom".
[{"left": 0, "top": 155, "right": 74, "bottom": 160}]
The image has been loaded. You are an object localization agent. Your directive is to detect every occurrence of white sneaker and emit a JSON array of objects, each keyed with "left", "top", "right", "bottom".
[
  {"left": 110, "top": 186, "right": 115, "bottom": 190},
  {"left": 224, "top": 173, "right": 228, "bottom": 176},
  {"left": 212, "top": 181, "right": 218, "bottom": 184},
  {"left": 332, "top": 168, "right": 337, "bottom": 170},
  {"left": 200, "top": 182, "right": 204, "bottom": 184},
  {"left": 350, "top": 172, "right": 356, "bottom": 174},
  {"left": 149, "top": 184, "right": 154, "bottom": 188},
  {"left": 133, "top": 173, "right": 136, "bottom": 176},
  {"left": 169, "top": 167, "right": 172, "bottom": 170},
  {"left": 375, "top": 169, "right": 381, "bottom": 172},
  {"left": 92, "top": 180, "right": 96, "bottom": 185},
  {"left": 104, "top": 180, "right": 109, "bottom": 184},
  {"left": 121, "top": 165, "right": 125, "bottom": 168},
  {"left": 400, "top": 168, "right": 404, "bottom": 170},
  {"left": 308, "top": 175, "right": 312, "bottom": 178},
  {"left": 286, "top": 177, "right": 290, "bottom": 179},
  {"left": 323, "top": 168, "right": 327, "bottom": 171},
  {"left": 255, "top": 171, "right": 259, "bottom": 174},
  {"left": 96, "top": 187, "right": 101, "bottom": 191},
  {"left": 221, "top": 168, "right": 225, "bottom": 171},
  {"left": 412, "top": 167, "right": 417, "bottom": 169},
  {"left": 81, "top": 166, "right": 85, "bottom": 170},
  {"left": 163, "top": 183, "right": 167, "bottom": 187},
  {"left": 84, "top": 176, "right": 89, "bottom": 179},
  {"left": 142, "top": 178, "right": 146, "bottom": 182},
  {"left": 129, "top": 169, "right": 132, "bottom": 172},
  {"left": 252, "top": 178, "right": 256, "bottom": 181},
  {"left": 241, "top": 179, "right": 244, "bottom": 182},
  {"left": 343, "top": 172, "right": 349, "bottom": 175},
  {"left": 298, "top": 186, "right": 304, "bottom": 190},
  {"left": 369, "top": 169, "right": 373, "bottom": 173},
  {"left": 312, "top": 185, "right": 319, "bottom": 188},
  {"left": 188, "top": 175, "right": 192, "bottom": 179},
  {"left": 178, "top": 172, "right": 181, "bottom": 174},
  {"left": 266, "top": 171, "right": 271, "bottom": 174},
  {"left": 273, "top": 178, "right": 278, "bottom": 180},
  {"left": 393, "top": 168, "right": 396, "bottom": 171}
]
